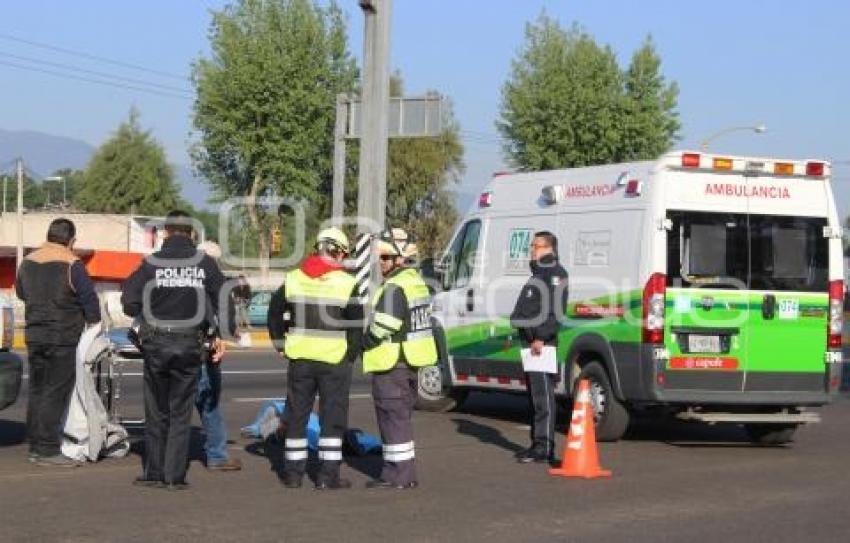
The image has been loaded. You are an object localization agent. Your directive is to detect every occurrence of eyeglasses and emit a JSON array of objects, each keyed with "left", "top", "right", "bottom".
[
  {"left": 530, "top": 243, "right": 550, "bottom": 249},
  {"left": 379, "top": 255, "right": 396, "bottom": 261}
]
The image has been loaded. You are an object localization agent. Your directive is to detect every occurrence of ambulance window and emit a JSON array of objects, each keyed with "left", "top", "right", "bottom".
[
  {"left": 441, "top": 220, "right": 481, "bottom": 290},
  {"left": 455, "top": 220, "right": 481, "bottom": 289},
  {"left": 667, "top": 212, "right": 748, "bottom": 288},
  {"left": 749, "top": 215, "right": 827, "bottom": 292}
]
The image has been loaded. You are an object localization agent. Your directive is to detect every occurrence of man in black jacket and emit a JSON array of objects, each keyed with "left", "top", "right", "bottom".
[
  {"left": 122, "top": 210, "right": 229, "bottom": 490},
  {"left": 509, "top": 231, "right": 568, "bottom": 464},
  {"left": 16, "top": 218, "right": 101, "bottom": 467}
]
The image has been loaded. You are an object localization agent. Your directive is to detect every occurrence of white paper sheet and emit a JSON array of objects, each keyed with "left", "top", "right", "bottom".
[{"left": 520, "top": 346, "right": 557, "bottom": 374}]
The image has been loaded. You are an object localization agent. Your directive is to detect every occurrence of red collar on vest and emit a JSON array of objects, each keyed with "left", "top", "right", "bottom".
[{"left": 301, "top": 254, "right": 344, "bottom": 278}]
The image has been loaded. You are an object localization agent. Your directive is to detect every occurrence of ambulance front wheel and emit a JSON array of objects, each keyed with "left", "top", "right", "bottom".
[
  {"left": 577, "top": 361, "right": 630, "bottom": 442},
  {"left": 415, "top": 365, "right": 468, "bottom": 412}
]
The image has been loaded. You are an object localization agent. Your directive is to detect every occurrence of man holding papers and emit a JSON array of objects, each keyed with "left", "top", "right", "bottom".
[{"left": 509, "top": 231, "right": 569, "bottom": 464}]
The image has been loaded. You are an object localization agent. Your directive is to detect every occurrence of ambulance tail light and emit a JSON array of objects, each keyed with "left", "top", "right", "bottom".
[
  {"left": 806, "top": 162, "right": 825, "bottom": 177},
  {"left": 642, "top": 273, "right": 666, "bottom": 344},
  {"left": 478, "top": 192, "right": 493, "bottom": 208},
  {"left": 681, "top": 153, "right": 701, "bottom": 168},
  {"left": 828, "top": 280, "right": 844, "bottom": 348}
]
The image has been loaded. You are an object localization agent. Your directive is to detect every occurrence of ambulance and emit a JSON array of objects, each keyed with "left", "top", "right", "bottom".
[{"left": 417, "top": 150, "right": 844, "bottom": 444}]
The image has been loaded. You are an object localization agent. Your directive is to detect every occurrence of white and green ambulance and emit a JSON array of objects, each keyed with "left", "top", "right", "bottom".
[{"left": 417, "top": 150, "right": 844, "bottom": 444}]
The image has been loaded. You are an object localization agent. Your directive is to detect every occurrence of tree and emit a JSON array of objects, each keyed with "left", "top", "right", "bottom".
[
  {"left": 619, "top": 37, "right": 680, "bottom": 161},
  {"left": 191, "top": 0, "right": 358, "bottom": 269},
  {"left": 75, "top": 109, "right": 182, "bottom": 215},
  {"left": 497, "top": 13, "right": 679, "bottom": 170}
]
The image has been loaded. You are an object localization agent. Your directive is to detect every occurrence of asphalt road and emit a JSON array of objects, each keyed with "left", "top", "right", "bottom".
[{"left": 2, "top": 351, "right": 850, "bottom": 542}]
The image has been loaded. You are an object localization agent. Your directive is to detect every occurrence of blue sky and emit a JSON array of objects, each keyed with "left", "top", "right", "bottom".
[{"left": 1, "top": 0, "right": 848, "bottom": 215}]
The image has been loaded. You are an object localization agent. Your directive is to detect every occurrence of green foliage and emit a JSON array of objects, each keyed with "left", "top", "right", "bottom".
[
  {"left": 497, "top": 14, "right": 680, "bottom": 170},
  {"left": 620, "top": 37, "right": 681, "bottom": 160},
  {"left": 191, "top": 0, "right": 357, "bottom": 206},
  {"left": 75, "top": 109, "right": 182, "bottom": 215}
]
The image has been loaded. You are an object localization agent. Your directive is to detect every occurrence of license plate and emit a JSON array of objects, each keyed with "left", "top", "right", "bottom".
[{"left": 688, "top": 334, "right": 721, "bottom": 353}]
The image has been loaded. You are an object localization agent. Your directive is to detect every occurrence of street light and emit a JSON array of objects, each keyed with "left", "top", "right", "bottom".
[
  {"left": 700, "top": 124, "right": 767, "bottom": 151},
  {"left": 44, "top": 176, "right": 66, "bottom": 205}
]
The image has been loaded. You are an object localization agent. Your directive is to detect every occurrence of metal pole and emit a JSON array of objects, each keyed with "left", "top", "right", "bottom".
[
  {"left": 16, "top": 158, "right": 24, "bottom": 271},
  {"left": 332, "top": 93, "right": 347, "bottom": 221},
  {"left": 357, "top": 0, "right": 392, "bottom": 290}
]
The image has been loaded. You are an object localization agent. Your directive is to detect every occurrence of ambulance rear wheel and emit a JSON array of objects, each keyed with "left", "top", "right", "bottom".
[
  {"left": 577, "top": 361, "right": 629, "bottom": 442},
  {"left": 744, "top": 423, "right": 797, "bottom": 445}
]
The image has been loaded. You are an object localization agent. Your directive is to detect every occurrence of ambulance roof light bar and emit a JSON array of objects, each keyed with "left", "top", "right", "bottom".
[{"left": 679, "top": 152, "right": 828, "bottom": 178}]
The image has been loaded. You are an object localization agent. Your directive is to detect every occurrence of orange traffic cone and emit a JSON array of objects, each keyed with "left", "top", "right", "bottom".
[{"left": 549, "top": 379, "right": 612, "bottom": 479}]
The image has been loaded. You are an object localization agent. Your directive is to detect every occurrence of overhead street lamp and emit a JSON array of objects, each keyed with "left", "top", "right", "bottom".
[
  {"left": 700, "top": 123, "right": 767, "bottom": 151},
  {"left": 44, "top": 175, "right": 67, "bottom": 205}
]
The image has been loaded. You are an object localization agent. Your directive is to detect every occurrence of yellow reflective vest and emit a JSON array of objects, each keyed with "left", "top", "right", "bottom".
[
  {"left": 283, "top": 267, "right": 357, "bottom": 365},
  {"left": 363, "top": 268, "right": 438, "bottom": 373}
]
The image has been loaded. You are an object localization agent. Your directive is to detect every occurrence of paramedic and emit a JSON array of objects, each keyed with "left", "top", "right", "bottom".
[
  {"left": 122, "top": 210, "right": 228, "bottom": 490},
  {"left": 16, "top": 218, "right": 101, "bottom": 467},
  {"left": 362, "top": 228, "right": 438, "bottom": 490},
  {"left": 510, "top": 231, "right": 569, "bottom": 464},
  {"left": 267, "top": 228, "right": 363, "bottom": 490}
]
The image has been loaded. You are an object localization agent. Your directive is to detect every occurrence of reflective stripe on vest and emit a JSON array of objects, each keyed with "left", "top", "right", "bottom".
[
  {"left": 363, "top": 268, "right": 438, "bottom": 373},
  {"left": 283, "top": 268, "right": 356, "bottom": 364}
]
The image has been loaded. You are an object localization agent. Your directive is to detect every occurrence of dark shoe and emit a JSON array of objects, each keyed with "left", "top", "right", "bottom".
[
  {"left": 133, "top": 477, "right": 166, "bottom": 489},
  {"left": 165, "top": 481, "right": 190, "bottom": 491},
  {"left": 315, "top": 477, "right": 352, "bottom": 491},
  {"left": 35, "top": 454, "right": 79, "bottom": 468},
  {"left": 281, "top": 473, "right": 303, "bottom": 489},
  {"left": 27, "top": 452, "right": 40, "bottom": 464},
  {"left": 207, "top": 458, "right": 242, "bottom": 471},
  {"left": 516, "top": 447, "right": 550, "bottom": 464},
  {"left": 365, "top": 479, "right": 418, "bottom": 490}
]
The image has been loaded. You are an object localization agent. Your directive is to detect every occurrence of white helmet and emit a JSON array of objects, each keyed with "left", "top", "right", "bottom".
[
  {"left": 377, "top": 227, "right": 414, "bottom": 258},
  {"left": 315, "top": 227, "right": 350, "bottom": 254}
]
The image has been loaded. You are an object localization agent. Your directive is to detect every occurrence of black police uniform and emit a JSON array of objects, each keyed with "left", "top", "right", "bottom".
[
  {"left": 509, "top": 252, "right": 569, "bottom": 460},
  {"left": 121, "top": 235, "right": 227, "bottom": 486}
]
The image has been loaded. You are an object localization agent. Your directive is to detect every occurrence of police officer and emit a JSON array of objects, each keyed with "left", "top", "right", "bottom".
[
  {"left": 122, "top": 210, "right": 229, "bottom": 490},
  {"left": 363, "top": 228, "right": 438, "bottom": 490},
  {"left": 267, "top": 228, "right": 362, "bottom": 490},
  {"left": 509, "top": 231, "right": 568, "bottom": 464}
]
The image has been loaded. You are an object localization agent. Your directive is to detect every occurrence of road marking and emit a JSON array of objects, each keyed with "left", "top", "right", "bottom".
[
  {"left": 21, "top": 369, "right": 289, "bottom": 380},
  {"left": 232, "top": 393, "right": 372, "bottom": 403}
]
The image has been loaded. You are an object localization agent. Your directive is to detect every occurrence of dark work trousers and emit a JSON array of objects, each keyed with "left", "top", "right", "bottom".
[
  {"left": 26, "top": 343, "right": 77, "bottom": 457},
  {"left": 141, "top": 333, "right": 202, "bottom": 484},
  {"left": 372, "top": 363, "right": 418, "bottom": 485},
  {"left": 525, "top": 371, "right": 557, "bottom": 454},
  {"left": 284, "top": 360, "right": 352, "bottom": 483}
]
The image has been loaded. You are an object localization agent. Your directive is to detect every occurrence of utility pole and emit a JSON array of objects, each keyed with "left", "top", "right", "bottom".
[
  {"left": 16, "top": 158, "right": 24, "bottom": 271},
  {"left": 357, "top": 0, "right": 392, "bottom": 234},
  {"left": 356, "top": 0, "right": 392, "bottom": 296},
  {"left": 331, "top": 93, "right": 348, "bottom": 221}
]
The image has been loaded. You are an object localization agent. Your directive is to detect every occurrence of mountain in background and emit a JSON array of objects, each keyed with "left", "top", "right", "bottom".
[{"left": 0, "top": 128, "right": 212, "bottom": 209}]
